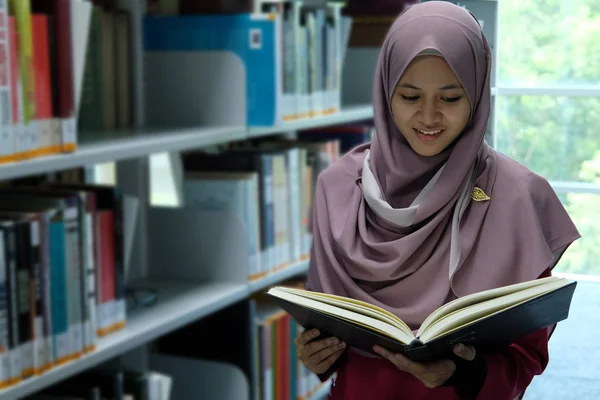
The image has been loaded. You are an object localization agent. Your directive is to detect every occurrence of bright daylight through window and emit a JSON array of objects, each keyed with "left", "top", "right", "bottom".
[{"left": 494, "top": 0, "right": 600, "bottom": 277}]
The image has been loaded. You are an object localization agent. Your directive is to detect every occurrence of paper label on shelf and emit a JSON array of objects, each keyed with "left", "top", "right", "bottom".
[
  {"left": 9, "top": 347, "right": 21, "bottom": 381},
  {"left": 50, "top": 118, "right": 62, "bottom": 151},
  {"left": 20, "top": 340, "right": 33, "bottom": 375},
  {"left": 83, "top": 319, "right": 94, "bottom": 350},
  {"left": 27, "top": 120, "right": 39, "bottom": 156},
  {"left": 33, "top": 317, "right": 45, "bottom": 373},
  {"left": 55, "top": 331, "right": 71, "bottom": 363},
  {"left": 98, "top": 302, "right": 108, "bottom": 334},
  {"left": 115, "top": 300, "right": 126, "bottom": 327},
  {"left": 268, "top": 246, "right": 275, "bottom": 272},
  {"left": 61, "top": 117, "right": 77, "bottom": 151},
  {"left": 45, "top": 336, "right": 54, "bottom": 366},
  {"left": 97, "top": 301, "right": 114, "bottom": 334},
  {"left": 249, "top": 254, "right": 258, "bottom": 279},
  {"left": 282, "top": 242, "right": 291, "bottom": 266},
  {"left": 71, "top": 323, "right": 84, "bottom": 355},
  {"left": 0, "top": 351, "right": 9, "bottom": 385}
]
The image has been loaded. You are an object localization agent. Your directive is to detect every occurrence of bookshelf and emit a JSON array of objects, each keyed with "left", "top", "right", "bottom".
[
  {"left": 0, "top": 103, "right": 375, "bottom": 182},
  {"left": 249, "top": 260, "right": 310, "bottom": 293},
  {"left": 0, "top": 254, "right": 314, "bottom": 399},
  {"left": 0, "top": 281, "right": 249, "bottom": 400},
  {"left": 249, "top": 105, "right": 374, "bottom": 138},
  {"left": 0, "top": 126, "right": 247, "bottom": 181}
]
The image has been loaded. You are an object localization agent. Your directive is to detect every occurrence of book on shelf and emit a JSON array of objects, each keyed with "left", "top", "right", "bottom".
[
  {"left": 0, "top": 180, "right": 127, "bottom": 391},
  {"left": 267, "top": 276, "right": 577, "bottom": 362},
  {"left": 143, "top": 1, "right": 352, "bottom": 127},
  {"left": 254, "top": 302, "right": 326, "bottom": 400},
  {"left": 253, "top": 277, "right": 327, "bottom": 400},
  {"left": 181, "top": 139, "right": 341, "bottom": 281},
  {"left": 0, "top": 0, "right": 137, "bottom": 165}
]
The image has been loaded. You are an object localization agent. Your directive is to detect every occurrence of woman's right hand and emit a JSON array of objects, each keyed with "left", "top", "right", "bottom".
[{"left": 295, "top": 329, "right": 347, "bottom": 375}]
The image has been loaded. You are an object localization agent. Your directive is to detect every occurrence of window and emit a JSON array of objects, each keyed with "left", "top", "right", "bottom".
[
  {"left": 495, "top": 0, "right": 600, "bottom": 277},
  {"left": 497, "top": 0, "right": 600, "bottom": 86}
]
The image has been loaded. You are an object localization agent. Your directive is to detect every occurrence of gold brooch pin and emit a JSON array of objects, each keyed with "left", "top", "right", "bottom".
[{"left": 471, "top": 187, "right": 491, "bottom": 202}]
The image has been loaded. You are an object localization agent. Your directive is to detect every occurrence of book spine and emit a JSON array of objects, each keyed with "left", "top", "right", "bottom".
[
  {"left": 45, "top": 14, "right": 62, "bottom": 151},
  {"left": 10, "top": 0, "right": 37, "bottom": 159},
  {"left": 294, "top": 4, "right": 309, "bottom": 119},
  {"left": 83, "top": 206, "right": 97, "bottom": 352},
  {"left": 0, "top": 0, "right": 14, "bottom": 164},
  {"left": 32, "top": 14, "right": 56, "bottom": 157},
  {"left": 49, "top": 220, "right": 70, "bottom": 365},
  {"left": 64, "top": 206, "right": 83, "bottom": 360},
  {"left": 5, "top": 225, "right": 20, "bottom": 384},
  {"left": 282, "top": 3, "right": 297, "bottom": 121},
  {"left": 54, "top": 0, "right": 76, "bottom": 152},
  {"left": 39, "top": 214, "right": 53, "bottom": 372},
  {"left": 9, "top": 0, "right": 34, "bottom": 122},
  {"left": 246, "top": 176, "right": 260, "bottom": 282},
  {"left": 75, "top": 196, "right": 93, "bottom": 354},
  {"left": 288, "top": 316, "right": 297, "bottom": 400},
  {"left": 261, "top": 155, "right": 275, "bottom": 273},
  {"left": 28, "top": 218, "right": 45, "bottom": 376},
  {"left": 16, "top": 222, "right": 33, "bottom": 379},
  {"left": 0, "top": 230, "right": 10, "bottom": 388},
  {"left": 112, "top": 191, "right": 126, "bottom": 333},
  {"left": 287, "top": 149, "right": 302, "bottom": 262},
  {"left": 96, "top": 211, "right": 115, "bottom": 337},
  {"left": 8, "top": 16, "right": 25, "bottom": 160}
]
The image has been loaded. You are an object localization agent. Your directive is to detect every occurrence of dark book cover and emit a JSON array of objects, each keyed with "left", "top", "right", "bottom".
[{"left": 268, "top": 281, "right": 577, "bottom": 362}]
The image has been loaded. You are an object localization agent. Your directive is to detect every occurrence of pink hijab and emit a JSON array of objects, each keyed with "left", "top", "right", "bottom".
[{"left": 306, "top": 1, "right": 580, "bottom": 330}]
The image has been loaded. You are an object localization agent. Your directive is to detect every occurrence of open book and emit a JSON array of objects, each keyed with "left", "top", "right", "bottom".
[{"left": 266, "top": 276, "right": 577, "bottom": 362}]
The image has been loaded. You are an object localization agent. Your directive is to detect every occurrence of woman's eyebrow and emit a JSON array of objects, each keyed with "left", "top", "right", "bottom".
[{"left": 397, "top": 83, "right": 462, "bottom": 90}]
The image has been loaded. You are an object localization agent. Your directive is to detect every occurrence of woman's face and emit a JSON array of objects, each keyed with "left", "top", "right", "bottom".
[{"left": 391, "top": 55, "right": 471, "bottom": 157}]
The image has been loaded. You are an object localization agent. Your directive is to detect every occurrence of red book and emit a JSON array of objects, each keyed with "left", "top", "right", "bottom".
[
  {"left": 96, "top": 210, "right": 115, "bottom": 337},
  {"left": 8, "top": 17, "right": 23, "bottom": 159},
  {"left": 31, "top": 14, "right": 56, "bottom": 156},
  {"left": 31, "top": 0, "right": 75, "bottom": 152}
]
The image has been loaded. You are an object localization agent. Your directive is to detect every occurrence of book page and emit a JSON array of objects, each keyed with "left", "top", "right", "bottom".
[
  {"left": 268, "top": 288, "right": 415, "bottom": 344},
  {"left": 417, "top": 276, "right": 560, "bottom": 337},
  {"left": 419, "top": 278, "right": 570, "bottom": 343},
  {"left": 277, "top": 287, "right": 412, "bottom": 335}
]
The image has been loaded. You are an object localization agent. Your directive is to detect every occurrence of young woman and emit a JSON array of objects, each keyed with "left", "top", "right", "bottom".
[{"left": 294, "top": 2, "right": 581, "bottom": 399}]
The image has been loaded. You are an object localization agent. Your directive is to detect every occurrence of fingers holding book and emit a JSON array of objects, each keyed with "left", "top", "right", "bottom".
[
  {"left": 296, "top": 329, "right": 347, "bottom": 374},
  {"left": 452, "top": 343, "right": 476, "bottom": 361},
  {"left": 373, "top": 344, "right": 458, "bottom": 389}
]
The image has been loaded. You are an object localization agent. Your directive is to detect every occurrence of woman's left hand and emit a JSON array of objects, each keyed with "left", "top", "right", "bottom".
[{"left": 373, "top": 343, "right": 477, "bottom": 389}]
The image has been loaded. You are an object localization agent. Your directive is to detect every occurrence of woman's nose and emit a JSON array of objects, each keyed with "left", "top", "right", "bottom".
[{"left": 421, "top": 103, "right": 441, "bottom": 126}]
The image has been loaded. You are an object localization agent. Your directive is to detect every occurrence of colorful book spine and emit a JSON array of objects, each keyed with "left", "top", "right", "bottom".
[
  {"left": 49, "top": 219, "right": 71, "bottom": 366},
  {"left": 0, "top": 230, "right": 10, "bottom": 388},
  {"left": 0, "top": 0, "right": 14, "bottom": 164}
]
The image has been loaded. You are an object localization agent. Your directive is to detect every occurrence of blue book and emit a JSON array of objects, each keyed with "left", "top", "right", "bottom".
[
  {"left": 49, "top": 220, "right": 70, "bottom": 365},
  {"left": 144, "top": 13, "right": 282, "bottom": 127}
]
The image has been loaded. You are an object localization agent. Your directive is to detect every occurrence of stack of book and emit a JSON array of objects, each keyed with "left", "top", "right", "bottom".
[
  {"left": 0, "top": 181, "right": 126, "bottom": 388},
  {"left": 253, "top": 278, "right": 327, "bottom": 400},
  {"left": 181, "top": 137, "right": 341, "bottom": 283},
  {"left": 143, "top": 0, "right": 353, "bottom": 127},
  {"left": 0, "top": 0, "right": 135, "bottom": 166}
]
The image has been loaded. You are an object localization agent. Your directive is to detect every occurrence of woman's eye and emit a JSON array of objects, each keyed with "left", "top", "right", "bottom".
[
  {"left": 443, "top": 96, "right": 462, "bottom": 103},
  {"left": 401, "top": 95, "right": 420, "bottom": 103}
]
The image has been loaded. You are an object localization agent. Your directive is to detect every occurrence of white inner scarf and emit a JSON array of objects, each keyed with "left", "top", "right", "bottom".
[{"left": 362, "top": 150, "right": 478, "bottom": 279}]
